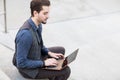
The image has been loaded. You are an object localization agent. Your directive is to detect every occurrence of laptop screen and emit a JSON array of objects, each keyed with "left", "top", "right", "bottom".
[{"left": 62, "top": 49, "right": 79, "bottom": 67}]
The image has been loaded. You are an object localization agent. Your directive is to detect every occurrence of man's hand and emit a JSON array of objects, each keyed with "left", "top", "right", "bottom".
[
  {"left": 44, "top": 52, "right": 64, "bottom": 66},
  {"left": 48, "top": 51, "right": 64, "bottom": 59},
  {"left": 44, "top": 58, "right": 58, "bottom": 66}
]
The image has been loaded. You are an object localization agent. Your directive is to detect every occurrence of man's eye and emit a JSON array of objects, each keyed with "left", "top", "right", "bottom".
[{"left": 44, "top": 12, "right": 48, "bottom": 15}]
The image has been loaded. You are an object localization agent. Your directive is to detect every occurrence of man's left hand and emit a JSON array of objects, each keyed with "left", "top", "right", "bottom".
[{"left": 48, "top": 52, "right": 64, "bottom": 59}]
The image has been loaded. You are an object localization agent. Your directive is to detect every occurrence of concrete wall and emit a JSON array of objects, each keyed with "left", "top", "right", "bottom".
[
  {"left": 6, "top": 0, "right": 31, "bottom": 29},
  {"left": 4, "top": 0, "right": 86, "bottom": 30},
  {"left": 1, "top": 0, "right": 120, "bottom": 30}
]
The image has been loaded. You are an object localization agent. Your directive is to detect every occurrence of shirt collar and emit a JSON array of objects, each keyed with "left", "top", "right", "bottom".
[{"left": 28, "top": 18, "right": 42, "bottom": 32}]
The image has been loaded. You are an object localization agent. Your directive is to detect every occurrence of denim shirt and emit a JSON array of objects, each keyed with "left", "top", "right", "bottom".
[{"left": 15, "top": 18, "right": 49, "bottom": 69}]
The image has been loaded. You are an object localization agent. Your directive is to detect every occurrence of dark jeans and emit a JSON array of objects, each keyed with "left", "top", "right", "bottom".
[{"left": 20, "top": 46, "right": 71, "bottom": 80}]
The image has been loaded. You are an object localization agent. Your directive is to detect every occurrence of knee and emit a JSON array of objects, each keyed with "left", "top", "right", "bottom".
[
  {"left": 48, "top": 46, "right": 65, "bottom": 55},
  {"left": 59, "top": 46, "right": 65, "bottom": 55},
  {"left": 64, "top": 66, "right": 71, "bottom": 77}
]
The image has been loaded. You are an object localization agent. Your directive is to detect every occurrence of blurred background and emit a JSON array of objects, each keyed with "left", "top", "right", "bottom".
[{"left": 0, "top": 0, "right": 120, "bottom": 80}]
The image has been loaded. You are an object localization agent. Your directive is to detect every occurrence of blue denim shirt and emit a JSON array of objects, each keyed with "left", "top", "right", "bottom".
[{"left": 15, "top": 18, "right": 49, "bottom": 69}]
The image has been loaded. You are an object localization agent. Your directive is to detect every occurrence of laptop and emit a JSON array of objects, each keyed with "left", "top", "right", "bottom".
[{"left": 43, "top": 48, "right": 79, "bottom": 70}]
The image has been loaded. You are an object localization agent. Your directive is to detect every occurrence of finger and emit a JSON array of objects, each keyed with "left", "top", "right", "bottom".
[
  {"left": 57, "top": 54, "right": 64, "bottom": 58},
  {"left": 56, "top": 53, "right": 63, "bottom": 57}
]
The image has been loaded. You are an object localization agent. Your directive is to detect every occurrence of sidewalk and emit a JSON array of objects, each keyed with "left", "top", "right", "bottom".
[{"left": 0, "top": 69, "right": 10, "bottom": 80}]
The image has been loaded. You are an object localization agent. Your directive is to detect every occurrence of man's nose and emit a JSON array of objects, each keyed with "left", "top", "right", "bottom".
[{"left": 46, "top": 14, "right": 49, "bottom": 19}]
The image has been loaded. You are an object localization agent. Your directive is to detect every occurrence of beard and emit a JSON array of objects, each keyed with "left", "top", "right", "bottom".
[
  {"left": 42, "top": 21, "right": 47, "bottom": 24},
  {"left": 42, "top": 19, "right": 48, "bottom": 24}
]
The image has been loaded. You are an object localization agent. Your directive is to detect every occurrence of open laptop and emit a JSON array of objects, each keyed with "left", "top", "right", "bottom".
[{"left": 43, "top": 48, "right": 79, "bottom": 70}]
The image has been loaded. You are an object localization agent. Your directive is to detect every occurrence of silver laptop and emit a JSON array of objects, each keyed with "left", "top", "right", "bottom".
[{"left": 43, "top": 48, "right": 79, "bottom": 70}]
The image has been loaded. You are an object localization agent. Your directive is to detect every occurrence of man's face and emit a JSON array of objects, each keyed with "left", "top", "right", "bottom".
[{"left": 37, "top": 6, "right": 50, "bottom": 24}]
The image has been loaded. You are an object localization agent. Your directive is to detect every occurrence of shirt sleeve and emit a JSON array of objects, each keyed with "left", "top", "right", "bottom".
[{"left": 16, "top": 30, "right": 44, "bottom": 69}]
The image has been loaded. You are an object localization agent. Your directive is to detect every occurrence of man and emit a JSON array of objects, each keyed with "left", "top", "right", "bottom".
[{"left": 12, "top": 0, "right": 71, "bottom": 80}]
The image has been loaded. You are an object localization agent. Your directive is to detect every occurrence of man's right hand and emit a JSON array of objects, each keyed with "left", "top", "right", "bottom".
[{"left": 44, "top": 58, "right": 58, "bottom": 66}]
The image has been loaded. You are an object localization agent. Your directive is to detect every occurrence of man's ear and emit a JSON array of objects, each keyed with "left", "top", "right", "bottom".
[{"left": 33, "top": 11, "right": 38, "bottom": 17}]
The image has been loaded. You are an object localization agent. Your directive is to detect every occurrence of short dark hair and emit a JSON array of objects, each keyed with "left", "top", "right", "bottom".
[{"left": 30, "top": 0, "right": 50, "bottom": 16}]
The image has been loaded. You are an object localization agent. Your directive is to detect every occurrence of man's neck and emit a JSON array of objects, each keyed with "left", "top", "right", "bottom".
[{"left": 31, "top": 17, "right": 41, "bottom": 28}]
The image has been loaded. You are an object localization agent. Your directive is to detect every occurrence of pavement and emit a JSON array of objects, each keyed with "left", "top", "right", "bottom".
[{"left": 0, "top": 0, "right": 120, "bottom": 80}]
